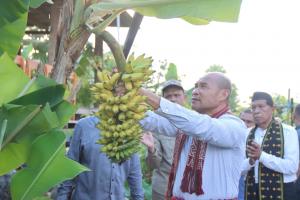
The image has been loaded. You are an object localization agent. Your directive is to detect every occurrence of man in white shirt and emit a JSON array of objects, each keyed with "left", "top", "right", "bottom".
[
  {"left": 242, "top": 92, "right": 299, "bottom": 200},
  {"left": 139, "top": 72, "right": 247, "bottom": 200}
]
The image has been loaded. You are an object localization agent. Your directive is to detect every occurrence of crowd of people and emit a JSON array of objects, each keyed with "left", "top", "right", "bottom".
[{"left": 1, "top": 72, "right": 300, "bottom": 200}]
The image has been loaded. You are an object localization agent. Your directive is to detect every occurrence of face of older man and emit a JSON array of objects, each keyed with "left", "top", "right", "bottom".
[
  {"left": 191, "top": 74, "right": 229, "bottom": 114},
  {"left": 251, "top": 99, "right": 274, "bottom": 129}
]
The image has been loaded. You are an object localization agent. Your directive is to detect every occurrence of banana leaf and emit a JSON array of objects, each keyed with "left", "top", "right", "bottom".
[
  {"left": 0, "top": 142, "right": 29, "bottom": 176},
  {"left": 25, "top": 75, "right": 58, "bottom": 94},
  {"left": 11, "top": 131, "right": 89, "bottom": 200},
  {"left": 0, "top": 104, "right": 60, "bottom": 175},
  {"left": 0, "top": 53, "right": 30, "bottom": 105},
  {"left": 0, "top": 0, "right": 29, "bottom": 58},
  {"left": 0, "top": 119, "right": 7, "bottom": 151},
  {"left": 52, "top": 100, "right": 77, "bottom": 128},
  {"left": 9, "top": 85, "right": 66, "bottom": 108},
  {"left": 85, "top": 0, "right": 242, "bottom": 31}
]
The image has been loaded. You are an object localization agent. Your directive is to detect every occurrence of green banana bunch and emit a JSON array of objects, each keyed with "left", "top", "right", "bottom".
[{"left": 90, "top": 53, "right": 154, "bottom": 163}]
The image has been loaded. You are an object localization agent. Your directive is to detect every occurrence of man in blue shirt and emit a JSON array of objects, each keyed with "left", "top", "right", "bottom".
[{"left": 56, "top": 116, "right": 144, "bottom": 200}]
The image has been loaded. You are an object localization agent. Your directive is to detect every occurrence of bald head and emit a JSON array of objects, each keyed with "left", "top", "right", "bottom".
[
  {"left": 203, "top": 72, "right": 232, "bottom": 100},
  {"left": 192, "top": 72, "right": 232, "bottom": 114}
]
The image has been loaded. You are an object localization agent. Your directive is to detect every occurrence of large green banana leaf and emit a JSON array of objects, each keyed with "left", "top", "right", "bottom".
[
  {"left": 52, "top": 100, "right": 77, "bottom": 128},
  {"left": 0, "top": 0, "right": 30, "bottom": 58},
  {"left": 85, "top": 0, "right": 242, "bottom": 28},
  {"left": 26, "top": 75, "right": 58, "bottom": 94},
  {"left": 0, "top": 53, "right": 30, "bottom": 105},
  {"left": 10, "top": 85, "right": 66, "bottom": 108},
  {"left": 10, "top": 131, "right": 89, "bottom": 200},
  {"left": 0, "top": 104, "right": 60, "bottom": 175},
  {"left": 0, "top": 54, "right": 61, "bottom": 106}
]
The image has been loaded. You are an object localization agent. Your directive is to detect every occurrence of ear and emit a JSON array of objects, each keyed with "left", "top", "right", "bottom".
[
  {"left": 271, "top": 106, "right": 276, "bottom": 112},
  {"left": 219, "top": 89, "right": 230, "bottom": 101}
]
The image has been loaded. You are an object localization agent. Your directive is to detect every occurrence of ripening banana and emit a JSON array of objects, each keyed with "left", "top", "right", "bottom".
[{"left": 91, "top": 53, "right": 154, "bottom": 163}]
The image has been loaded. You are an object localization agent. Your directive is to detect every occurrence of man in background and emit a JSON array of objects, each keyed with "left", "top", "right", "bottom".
[
  {"left": 243, "top": 92, "right": 299, "bottom": 200},
  {"left": 239, "top": 108, "right": 255, "bottom": 129},
  {"left": 141, "top": 80, "right": 186, "bottom": 200},
  {"left": 238, "top": 108, "right": 255, "bottom": 200}
]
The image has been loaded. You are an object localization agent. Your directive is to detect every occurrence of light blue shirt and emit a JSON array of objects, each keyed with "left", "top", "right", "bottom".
[
  {"left": 140, "top": 98, "right": 247, "bottom": 199},
  {"left": 56, "top": 116, "right": 144, "bottom": 200}
]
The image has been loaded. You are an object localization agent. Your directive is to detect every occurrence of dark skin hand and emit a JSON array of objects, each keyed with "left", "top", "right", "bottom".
[{"left": 247, "top": 141, "right": 262, "bottom": 165}]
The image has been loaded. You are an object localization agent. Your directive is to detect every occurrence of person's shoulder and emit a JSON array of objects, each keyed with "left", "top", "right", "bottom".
[
  {"left": 281, "top": 123, "right": 297, "bottom": 134},
  {"left": 221, "top": 113, "right": 246, "bottom": 126}
]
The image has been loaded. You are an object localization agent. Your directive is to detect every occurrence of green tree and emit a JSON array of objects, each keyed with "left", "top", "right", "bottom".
[
  {"left": 165, "top": 63, "right": 179, "bottom": 81},
  {"left": 273, "top": 94, "right": 292, "bottom": 124},
  {"left": 205, "top": 64, "right": 227, "bottom": 73},
  {"left": 205, "top": 65, "right": 239, "bottom": 112}
]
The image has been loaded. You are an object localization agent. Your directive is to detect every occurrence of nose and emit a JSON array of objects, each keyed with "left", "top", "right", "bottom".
[
  {"left": 169, "top": 96, "right": 177, "bottom": 103},
  {"left": 192, "top": 88, "right": 199, "bottom": 96}
]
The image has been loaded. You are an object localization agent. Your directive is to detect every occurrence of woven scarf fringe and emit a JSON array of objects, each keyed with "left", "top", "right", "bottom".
[{"left": 180, "top": 167, "right": 204, "bottom": 195}]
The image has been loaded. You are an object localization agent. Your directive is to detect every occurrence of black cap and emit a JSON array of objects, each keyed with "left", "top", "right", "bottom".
[{"left": 251, "top": 91, "right": 274, "bottom": 106}]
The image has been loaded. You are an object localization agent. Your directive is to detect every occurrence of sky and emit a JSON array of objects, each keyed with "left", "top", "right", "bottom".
[{"left": 107, "top": 0, "right": 300, "bottom": 105}]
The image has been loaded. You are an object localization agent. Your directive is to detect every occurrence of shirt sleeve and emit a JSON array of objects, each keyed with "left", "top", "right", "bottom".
[
  {"left": 56, "top": 123, "right": 83, "bottom": 200},
  {"left": 127, "top": 154, "right": 144, "bottom": 200},
  {"left": 241, "top": 158, "right": 255, "bottom": 175},
  {"left": 259, "top": 125, "right": 299, "bottom": 175},
  {"left": 139, "top": 110, "right": 178, "bottom": 137},
  {"left": 146, "top": 135, "right": 163, "bottom": 170},
  {"left": 155, "top": 98, "right": 247, "bottom": 148}
]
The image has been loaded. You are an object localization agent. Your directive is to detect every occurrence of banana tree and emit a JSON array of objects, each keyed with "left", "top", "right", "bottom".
[
  {"left": 49, "top": 0, "right": 242, "bottom": 83},
  {"left": 0, "top": 0, "right": 242, "bottom": 198},
  {"left": 0, "top": 1, "right": 88, "bottom": 200}
]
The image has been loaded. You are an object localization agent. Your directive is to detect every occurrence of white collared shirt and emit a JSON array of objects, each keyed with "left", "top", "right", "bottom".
[
  {"left": 140, "top": 98, "right": 248, "bottom": 199},
  {"left": 242, "top": 123, "right": 299, "bottom": 183}
]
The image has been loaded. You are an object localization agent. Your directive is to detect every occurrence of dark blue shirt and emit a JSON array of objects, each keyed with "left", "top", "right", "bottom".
[{"left": 56, "top": 116, "right": 144, "bottom": 200}]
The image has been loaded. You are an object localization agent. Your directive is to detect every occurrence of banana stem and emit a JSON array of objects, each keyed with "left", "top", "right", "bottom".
[{"left": 97, "top": 30, "right": 126, "bottom": 72}]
